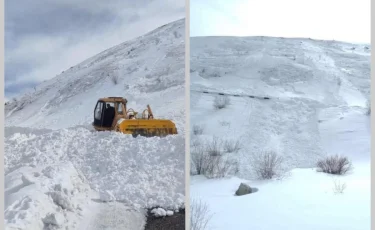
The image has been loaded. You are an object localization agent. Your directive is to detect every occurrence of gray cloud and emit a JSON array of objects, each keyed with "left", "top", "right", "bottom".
[{"left": 5, "top": 0, "right": 185, "bottom": 99}]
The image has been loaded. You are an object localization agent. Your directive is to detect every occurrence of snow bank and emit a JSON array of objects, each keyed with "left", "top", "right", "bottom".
[
  {"left": 5, "top": 162, "right": 91, "bottom": 230},
  {"left": 191, "top": 165, "right": 370, "bottom": 230},
  {"left": 5, "top": 127, "right": 185, "bottom": 211}
]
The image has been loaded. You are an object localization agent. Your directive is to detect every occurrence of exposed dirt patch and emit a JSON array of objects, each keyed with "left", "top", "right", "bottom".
[{"left": 144, "top": 208, "right": 185, "bottom": 230}]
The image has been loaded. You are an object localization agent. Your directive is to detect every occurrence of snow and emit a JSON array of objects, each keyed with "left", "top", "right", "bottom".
[
  {"left": 150, "top": 208, "right": 175, "bottom": 217},
  {"left": 5, "top": 18, "right": 185, "bottom": 230},
  {"left": 190, "top": 36, "right": 370, "bottom": 230},
  {"left": 151, "top": 208, "right": 167, "bottom": 217}
]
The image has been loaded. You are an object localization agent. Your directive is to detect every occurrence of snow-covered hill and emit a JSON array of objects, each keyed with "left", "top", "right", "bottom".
[
  {"left": 190, "top": 36, "right": 370, "bottom": 230},
  {"left": 5, "top": 18, "right": 185, "bottom": 132},
  {"left": 5, "top": 18, "right": 185, "bottom": 230}
]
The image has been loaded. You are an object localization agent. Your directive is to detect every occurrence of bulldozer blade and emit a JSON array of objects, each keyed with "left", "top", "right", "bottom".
[{"left": 116, "top": 119, "right": 178, "bottom": 137}]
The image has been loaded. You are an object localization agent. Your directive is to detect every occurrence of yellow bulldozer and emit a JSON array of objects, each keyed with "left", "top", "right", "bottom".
[{"left": 92, "top": 97, "right": 178, "bottom": 137}]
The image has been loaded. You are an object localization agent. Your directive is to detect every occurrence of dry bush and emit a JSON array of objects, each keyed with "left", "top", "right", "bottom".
[
  {"left": 190, "top": 138, "right": 238, "bottom": 178},
  {"left": 190, "top": 199, "right": 213, "bottom": 230},
  {"left": 366, "top": 100, "right": 371, "bottom": 116},
  {"left": 316, "top": 155, "right": 352, "bottom": 175},
  {"left": 193, "top": 125, "right": 204, "bottom": 135},
  {"left": 249, "top": 151, "right": 284, "bottom": 180},
  {"left": 219, "top": 120, "right": 230, "bottom": 127},
  {"left": 212, "top": 157, "right": 239, "bottom": 178},
  {"left": 213, "top": 95, "right": 230, "bottom": 109},
  {"left": 332, "top": 180, "right": 347, "bottom": 194},
  {"left": 206, "top": 137, "right": 222, "bottom": 156},
  {"left": 223, "top": 139, "right": 241, "bottom": 153},
  {"left": 336, "top": 76, "right": 342, "bottom": 86},
  {"left": 111, "top": 75, "right": 119, "bottom": 85},
  {"left": 190, "top": 144, "right": 211, "bottom": 176}
]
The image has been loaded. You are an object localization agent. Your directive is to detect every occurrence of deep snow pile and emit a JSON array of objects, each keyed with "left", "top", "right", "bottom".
[
  {"left": 5, "top": 127, "right": 185, "bottom": 228},
  {"left": 190, "top": 36, "right": 370, "bottom": 230},
  {"left": 5, "top": 162, "right": 92, "bottom": 230},
  {"left": 5, "top": 127, "right": 185, "bottom": 209},
  {"left": 5, "top": 18, "right": 185, "bottom": 230}
]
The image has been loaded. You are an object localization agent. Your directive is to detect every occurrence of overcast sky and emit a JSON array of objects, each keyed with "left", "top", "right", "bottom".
[
  {"left": 191, "top": 0, "right": 370, "bottom": 43},
  {"left": 5, "top": 0, "right": 184, "bottom": 100}
]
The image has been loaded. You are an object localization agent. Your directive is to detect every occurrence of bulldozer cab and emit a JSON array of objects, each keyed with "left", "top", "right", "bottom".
[
  {"left": 93, "top": 97, "right": 127, "bottom": 130},
  {"left": 92, "top": 97, "right": 178, "bottom": 137}
]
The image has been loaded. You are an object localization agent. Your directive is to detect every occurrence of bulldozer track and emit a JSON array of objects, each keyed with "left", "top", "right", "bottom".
[{"left": 191, "top": 89, "right": 273, "bottom": 100}]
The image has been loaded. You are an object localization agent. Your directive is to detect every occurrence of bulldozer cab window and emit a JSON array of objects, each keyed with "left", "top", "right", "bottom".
[
  {"left": 102, "top": 102, "right": 115, "bottom": 127},
  {"left": 94, "top": 102, "right": 103, "bottom": 120},
  {"left": 105, "top": 102, "right": 115, "bottom": 109},
  {"left": 117, "top": 103, "right": 124, "bottom": 115},
  {"left": 93, "top": 101, "right": 116, "bottom": 128}
]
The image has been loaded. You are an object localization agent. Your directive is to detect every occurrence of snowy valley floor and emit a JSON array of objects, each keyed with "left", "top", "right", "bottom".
[
  {"left": 190, "top": 105, "right": 370, "bottom": 230},
  {"left": 189, "top": 36, "right": 370, "bottom": 230},
  {"left": 5, "top": 127, "right": 185, "bottom": 230}
]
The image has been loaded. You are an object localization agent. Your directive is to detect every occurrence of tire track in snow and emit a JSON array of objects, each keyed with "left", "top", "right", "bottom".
[{"left": 191, "top": 89, "right": 272, "bottom": 100}]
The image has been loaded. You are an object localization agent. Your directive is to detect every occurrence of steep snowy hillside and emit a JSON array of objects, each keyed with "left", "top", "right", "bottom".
[
  {"left": 190, "top": 36, "right": 370, "bottom": 230},
  {"left": 5, "top": 19, "right": 185, "bottom": 230},
  {"left": 5, "top": 18, "right": 185, "bottom": 132},
  {"left": 190, "top": 36, "right": 370, "bottom": 176}
]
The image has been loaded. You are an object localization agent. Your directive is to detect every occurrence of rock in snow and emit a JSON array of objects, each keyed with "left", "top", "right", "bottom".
[{"left": 235, "top": 183, "right": 252, "bottom": 196}]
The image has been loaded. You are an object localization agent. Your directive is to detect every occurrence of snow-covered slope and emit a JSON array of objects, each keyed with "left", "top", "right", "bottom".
[
  {"left": 190, "top": 36, "right": 370, "bottom": 230},
  {"left": 5, "top": 18, "right": 185, "bottom": 132},
  {"left": 190, "top": 36, "right": 370, "bottom": 177},
  {"left": 5, "top": 18, "right": 185, "bottom": 230}
]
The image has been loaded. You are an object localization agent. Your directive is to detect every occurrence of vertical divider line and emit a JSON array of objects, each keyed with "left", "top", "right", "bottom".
[
  {"left": 185, "top": 0, "right": 191, "bottom": 229},
  {"left": 0, "top": 1, "right": 4, "bottom": 228},
  {"left": 370, "top": 1, "right": 374, "bottom": 229}
]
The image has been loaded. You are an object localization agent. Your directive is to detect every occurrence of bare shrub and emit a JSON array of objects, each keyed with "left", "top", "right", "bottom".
[
  {"left": 190, "top": 144, "right": 210, "bottom": 176},
  {"left": 190, "top": 199, "right": 213, "bottom": 230},
  {"left": 190, "top": 138, "right": 238, "bottom": 178},
  {"left": 218, "top": 120, "right": 230, "bottom": 127},
  {"left": 213, "top": 95, "right": 230, "bottom": 109},
  {"left": 212, "top": 157, "right": 239, "bottom": 178},
  {"left": 337, "top": 77, "right": 342, "bottom": 86},
  {"left": 206, "top": 137, "right": 222, "bottom": 156},
  {"left": 249, "top": 151, "right": 284, "bottom": 180},
  {"left": 191, "top": 138, "right": 202, "bottom": 149},
  {"left": 111, "top": 75, "right": 119, "bottom": 85},
  {"left": 223, "top": 139, "right": 241, "bottom": 153},
  {"left": 332, "top": 180, "right": 347, "bottom": 194},
  {"left": 316, "top": 155, "right": 352, "bottom": 175},
  {"left": 193, "top": 125, "right": 204, "bottom": 135},
  {"left": 366, "top": 100, "right": 371, "bottom": 116}
]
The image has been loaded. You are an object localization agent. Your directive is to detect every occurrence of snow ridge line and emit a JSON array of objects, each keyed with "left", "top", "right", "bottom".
[{"left": 190, "top": 89, "right": 272, "bottom": 100}]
